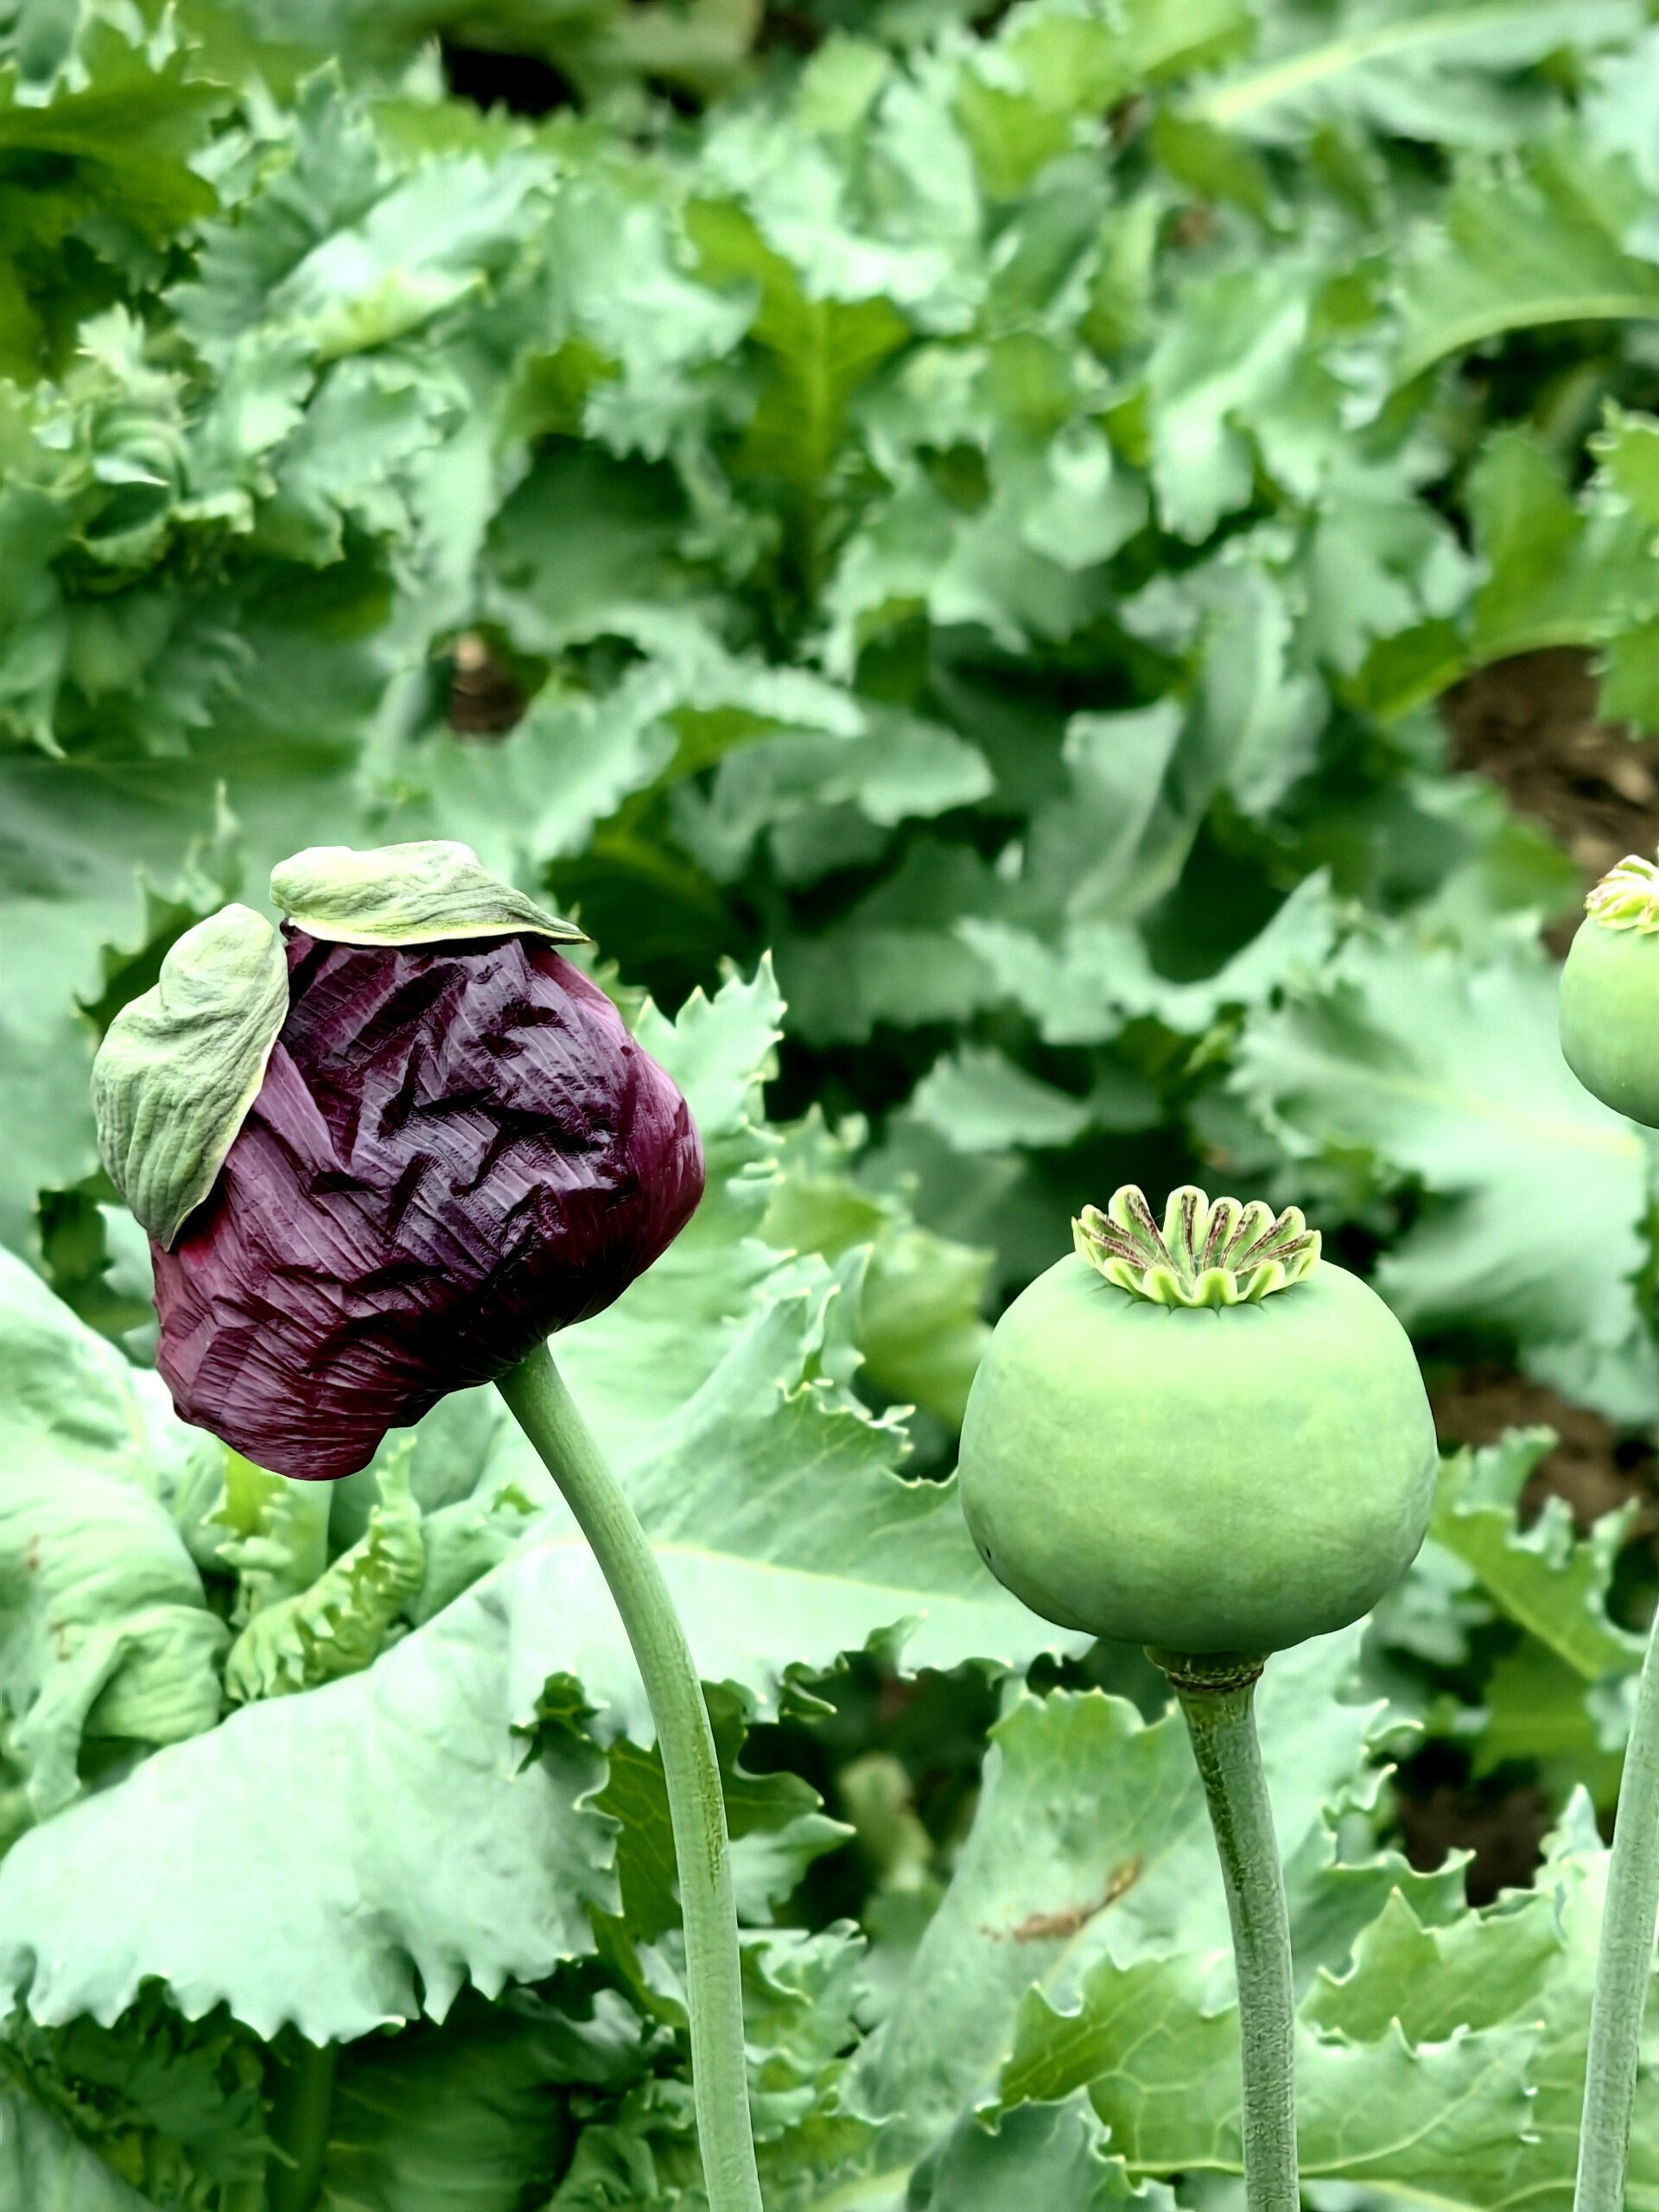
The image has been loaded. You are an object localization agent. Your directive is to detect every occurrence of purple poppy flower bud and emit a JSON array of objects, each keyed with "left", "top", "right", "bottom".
[{"left": 92, "top": 844, "right": 702, "bottom": 1481}]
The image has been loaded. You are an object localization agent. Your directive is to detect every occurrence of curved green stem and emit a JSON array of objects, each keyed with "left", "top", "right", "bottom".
[
  {"left": 1154, "top": 1650, "right": 1299, "bottom": 2212},
  {"left": 499, "top": 1342, "right": 764, "bottom": 2212},
  {"left": 1574, "top": 1605, "right": 1659, "bottom": 2212},
  {"left": 264, "top": 2037, "right": 337, "bottom": 2212}
]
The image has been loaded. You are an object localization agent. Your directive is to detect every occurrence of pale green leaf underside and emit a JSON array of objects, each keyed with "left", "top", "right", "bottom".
[
  {"left": 90, "top": 902, "right": 289, "bottom": 1247},
  {"left": 270, "top": 839, "right": 586, "bottom": 947},
  {"left": 0, "top": 1569, "right": 617, "bottom": 2044}
]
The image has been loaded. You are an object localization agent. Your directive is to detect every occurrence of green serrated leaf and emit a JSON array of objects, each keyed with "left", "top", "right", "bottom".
[
  {"left": 1428, "top": 1429, "right": 1643, "bottom": 1682},
  {"left": 1396, "top": 131, "right": 1659, "bottom": 382},
  {"left": 1465, "top": 424, "right": 1659, "bottom": 667},
  {"left": 1232, "top": 929, "right": 1659, "bottom": 1418},
  {"left": 225, "top": 1447, "right": 425, "bottom": 1705},
  {"left": 1189, "top": 0, "right": 1642, "bottom": 149},
  {"left": 1002, "top": 1952, "right": 1538, "bottom": 2197},
  {"left": 855, "top": 1630, "right": 1459, "bottom": 2163}
]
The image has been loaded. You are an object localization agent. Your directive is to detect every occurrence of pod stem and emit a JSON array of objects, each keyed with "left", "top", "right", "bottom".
[
  {"left": 1152, "top": 1649, "right": 1298, "bottom": 2212},
  {"left": 1573, "top": 1601, "right": 1659, "bottom": 2212},
  {"left": 499, "top": 1342, "right": 764, "bottom": 2212}
]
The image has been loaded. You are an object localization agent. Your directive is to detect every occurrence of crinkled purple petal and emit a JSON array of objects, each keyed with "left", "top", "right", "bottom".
[{"left": 152, "top": 929, "right": 703, "bottom": 1480}]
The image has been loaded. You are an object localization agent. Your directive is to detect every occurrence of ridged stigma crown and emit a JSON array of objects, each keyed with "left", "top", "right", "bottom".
[
  {"left": 1586, "top": 852, "right": 1659, "bottom": 933},
  {"left": 1073, "top": 1184, "right": 1320, "bottom": 1307}
]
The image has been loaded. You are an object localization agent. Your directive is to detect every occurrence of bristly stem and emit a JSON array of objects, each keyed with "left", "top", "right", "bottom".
[
  {"left": 499, "top": 1342, "right": 764, "bottom": 2212},
  {"left": 1574, "top": 1603, "right": 1659, "bottom": 2212},
  {"left": 1153, "top": 1649, "right": 1299, "bottom": 2212}
]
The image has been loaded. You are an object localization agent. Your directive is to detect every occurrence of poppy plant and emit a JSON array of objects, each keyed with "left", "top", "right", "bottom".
[
  {"left": 1558, "top": 853, "right": 1659, "bottom": 2212},
  {"left": 92, "top": 841, "right": 763, "bottom": 2212},
  {"left": 959, "top": 1184, "right": 1439, "bottom": 2212}
]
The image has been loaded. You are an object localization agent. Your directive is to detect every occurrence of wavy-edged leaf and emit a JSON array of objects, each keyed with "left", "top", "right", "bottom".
[
  {"left": 0, "top": 1567, "right": 616, "bottom": 2042},
  {"left": 1395, "top": 132, "right": 1659, "bottom": 381},
  {"left": 911, "top": 2095, "right": 1173, "bottom": 2212},
  {"left": 0, "top": 1252, "right": 225, "bottom": 1831},
  {"left": 1428, "top": 1429, "right": 1643, "bottom": 1682},
  {"left": 1465, "top": 423, "right": 1659, "bottom": 667},
  {"left": 1188, "top": 0, "right": 1642, "bottom": 150},
  {"left": 1001, "top": 1952, "right": 1538, "bottom": 2198},
  {"left": 1232, "top": 930, "right": 1659, "bottom": 1417},
  {"left": 854, "top": 1629, "right": 1459, "bottom": 2164}
]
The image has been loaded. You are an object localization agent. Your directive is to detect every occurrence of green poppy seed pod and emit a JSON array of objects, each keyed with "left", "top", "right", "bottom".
[
  {"left": 958, "top": 1186, "right": 1438, "bottom": 1657},
  {"left": 1560, "top": 854, "right": 1659, "bottom": 1128}
]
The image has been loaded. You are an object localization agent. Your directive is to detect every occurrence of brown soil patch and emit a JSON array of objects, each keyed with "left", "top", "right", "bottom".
[
  {"left": 1395, "top": 1782, "right": 1555, "bottom": 1907},
  {"left": 1429, "top": 1363, "right": 1656, "bottom": 1534},
  {"left": 1441, "top": 647, "right": 1659, "bottom": 908}
]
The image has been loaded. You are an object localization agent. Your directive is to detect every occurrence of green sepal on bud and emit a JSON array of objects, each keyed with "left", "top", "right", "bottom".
[
  {"left": 271, "top": 841, "right": 587, "bottom": 949},
  {"left": 92, "top": 842, "right": 589, "bottom": 1250},
  {"left": 1073, "top": 1184, "right": 1319, "bottom": 1307},
  {"left": 1560, "top": 852, "right": 1659, "bottom": 1129},
  {"left": 91, "top": 904, "right": 289, "bottom": 1248}
]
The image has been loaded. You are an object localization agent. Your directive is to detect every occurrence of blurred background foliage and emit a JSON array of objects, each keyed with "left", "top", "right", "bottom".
[{"left": 9, "top": 0, "right": 1659, "bottom": 2204}]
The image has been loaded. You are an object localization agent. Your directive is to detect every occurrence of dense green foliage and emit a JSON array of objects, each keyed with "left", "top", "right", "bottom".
[{"left": 5, "top": 0, "right": 1659, "bottom": 2204}]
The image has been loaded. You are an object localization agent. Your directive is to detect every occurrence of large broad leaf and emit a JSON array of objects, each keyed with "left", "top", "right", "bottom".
[
  {"left": 1301, "top": 1797, "right": 1659, "bottom": 2209},
  {"left": 0, "top": 1566, "right": 618, "bottom": 2042},
  {"left": 909, "top": 2097, "right": 1172, "bottom": 2212},
  {"left": 315, "top": 1999, "right": 645, "bottom": 2212},
  {"left": 1231, "top": 930, "right": 1659, "bottom": 1417},
  {"left": 1464, "top": 424, "right": 1659, "bottom": 668},
  {"left": 0, "top": 968, "right": 1056, "bottom": 2041},
  {"left": 778, "top": 842, "right": 1016, "bottom": 1046},
  {"left": 1428, "top": 1431, "right": 1643, "bottom": 1683},
  {"left": 0, "top": 1250, "right": 225, "bottom": 1831},
  {"left": 486, "top": 1284, "right": 1053, "bottom": 1743},
  {"left": 1001, "top": 1951, "right": 1537, "bottom": 2200},
  {"left": 961, "top": 873, "right": 1338, "bottom": 1052},
  {"left": 684, "top": 196, "right": 910, "bottom": 504},
  {"left": 849, "top": 1628, "right": 1460, "bottom": 2168},
  {"left": 886, "top": 1696, "right": 1651, "bottom": 2209}
]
